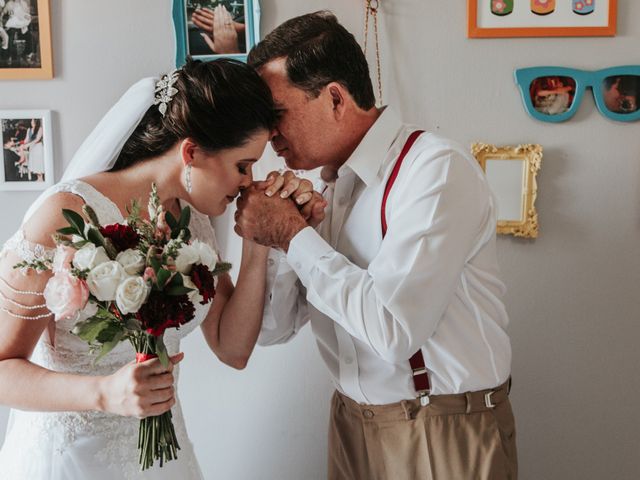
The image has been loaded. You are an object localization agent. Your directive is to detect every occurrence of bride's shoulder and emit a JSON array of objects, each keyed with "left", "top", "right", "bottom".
[{"left": 21, "top": 187, "right": 86, "bottom": 248}]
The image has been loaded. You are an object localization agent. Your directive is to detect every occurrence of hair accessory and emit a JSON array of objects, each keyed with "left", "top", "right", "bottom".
[{"left": 154, "top": 70, "right": 180, "bottom": 117}]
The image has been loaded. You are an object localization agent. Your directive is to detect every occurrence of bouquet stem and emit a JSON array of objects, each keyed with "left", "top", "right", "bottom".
[{"left": 132, "top": 333, "right": 181, "bottom": 470}]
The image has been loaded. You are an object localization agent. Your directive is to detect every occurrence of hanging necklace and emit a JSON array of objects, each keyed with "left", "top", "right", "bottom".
[{"left": 363, "top": 0, "right": 383, "bottom": 106}]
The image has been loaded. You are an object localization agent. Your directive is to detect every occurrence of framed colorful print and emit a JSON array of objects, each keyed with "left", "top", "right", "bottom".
[
  {"left": 467, "top": 0, "right": 617, "bottom": 38},
  {"left": 1, "top": 110, "right": 54, "bottom": 191},
  {"left": 173, "top": 0, "right": 260, "bottom": 66},
  {"left": 0, "top": 0, "right": 53, "bottom": 79},
  {"left": 471, "top": 143, "right": 542, "bottom": 238}
]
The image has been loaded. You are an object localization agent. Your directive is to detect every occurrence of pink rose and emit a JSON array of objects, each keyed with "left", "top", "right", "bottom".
[
  {"left": 142, "top": 267, "right": 157, "bottom": 283},
  {"left": 44, "top": 272, "right": 89, "bottom": 321},
  {"left": 52, "top": 245, "right": 76, "bottom": 273}
]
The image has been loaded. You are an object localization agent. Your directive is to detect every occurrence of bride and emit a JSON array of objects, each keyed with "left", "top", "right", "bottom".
[{"left": 0, "top": 59, "right": 319, "bottom": 479}]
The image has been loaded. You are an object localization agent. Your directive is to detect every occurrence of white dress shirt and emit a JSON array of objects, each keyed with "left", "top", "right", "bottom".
[{"left": 259, "top": 107, "right": 512, "bottom": 405}]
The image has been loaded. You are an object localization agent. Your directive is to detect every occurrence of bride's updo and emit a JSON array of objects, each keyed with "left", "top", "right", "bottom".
[{"left": 111, "top": 58, "right": 276, "bottom": 171}]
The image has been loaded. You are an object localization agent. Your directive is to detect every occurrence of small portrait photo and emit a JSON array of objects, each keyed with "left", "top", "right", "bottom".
[
  {"left": 0, "top": 0, "right": 52, "bottom": 79},
  {"left": 173, "top": 0, "right": 259, "bottom": 66},
  {"left": 1, "top": 110, "right": 53, "bottom": 191}
]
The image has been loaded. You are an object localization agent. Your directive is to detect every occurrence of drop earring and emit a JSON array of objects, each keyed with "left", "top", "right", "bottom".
[{"left": 185, "top": 164, "right": 192, "bottom": 193}]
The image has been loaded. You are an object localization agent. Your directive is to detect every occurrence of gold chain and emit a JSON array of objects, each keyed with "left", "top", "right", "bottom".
[{"left": 363, "top": 0, "right": 382, "bottom": 106}]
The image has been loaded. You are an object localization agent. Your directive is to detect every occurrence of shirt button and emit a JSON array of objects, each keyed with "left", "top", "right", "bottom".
[
  {"left": 344, "top": 356, "right": 353, "bottom": 365},
  {"left": 363, "top": 409, "right": 374, "bottom": 419},
  {"left": 295, "top": 262, "right": 302, "bottom": 269},
  {"left": 267, "top": 258, "right": 275, "bottom": 266}
]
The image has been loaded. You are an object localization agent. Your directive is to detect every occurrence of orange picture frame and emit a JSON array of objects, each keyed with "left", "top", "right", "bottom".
[
  {"left": 0, "top": 0, "right": 53, "bottom": 79},
  {"left": 467, "top": 0, "right": 617, "bottom": 38}
]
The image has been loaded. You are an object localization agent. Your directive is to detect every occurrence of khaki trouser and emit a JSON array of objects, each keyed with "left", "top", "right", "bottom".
[{"left": 328, "top": 381, "right": 517, "bottom": 480}]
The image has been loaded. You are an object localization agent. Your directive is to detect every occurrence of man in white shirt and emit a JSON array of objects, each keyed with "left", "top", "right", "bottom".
[{"left": 236, "top": 11, "right": 517, "bottom": 480}]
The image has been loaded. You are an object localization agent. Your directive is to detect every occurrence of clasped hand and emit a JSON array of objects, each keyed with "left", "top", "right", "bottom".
[{"left": 234, "top": 171, "right": 327, "bottom": 251}]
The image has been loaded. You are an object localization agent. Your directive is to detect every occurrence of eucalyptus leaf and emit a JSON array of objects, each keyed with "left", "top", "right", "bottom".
[{"left": 56, "top": 226, "right": 78, "bottom": 236}]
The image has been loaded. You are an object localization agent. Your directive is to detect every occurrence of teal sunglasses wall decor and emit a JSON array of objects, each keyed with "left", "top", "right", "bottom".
[{"left": 514, "top": 66, "right": 640, "bottom": 122}]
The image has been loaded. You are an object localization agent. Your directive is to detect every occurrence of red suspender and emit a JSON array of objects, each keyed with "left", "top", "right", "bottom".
[{"left": 381, "top": 130, "right": 431, "bottom": 398}]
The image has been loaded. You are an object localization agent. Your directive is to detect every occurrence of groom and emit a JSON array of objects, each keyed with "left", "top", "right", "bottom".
[{"left": 236, "top": 11, "right": 517, "bottom": 480}]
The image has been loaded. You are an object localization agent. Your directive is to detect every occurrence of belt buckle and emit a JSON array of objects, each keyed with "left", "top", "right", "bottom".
[{"left": 484, "top": 390, "right": 496, "bottom": 409}]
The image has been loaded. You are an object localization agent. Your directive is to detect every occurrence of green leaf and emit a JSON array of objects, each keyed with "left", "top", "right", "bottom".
[
  {"left": 156, "top": 335, "right": 169, "bottom": 368},
  {"left": 94, "top": 330, "right": 125, "bottom": 363},
  {"left": 166, "top": 286, "right": 194, "bottom": 296},
  {"left": 56, "top": 226, "right": 78, "bottom": 236},
  {"left": 95, "top": 321, "right": 125, "bottom": 343},
  {"left": 149, "top": 255, "right": 161, "bottom": 273},
  {"left": 156, "top": 269, "right": 171, "bottom": 288},
  {"left": 62, "top": 209, "right": 86, "bottom": 237},
  {"left": 211, "top": 261, "right": 232, "bottom": 276},
  {"left": 178, "top": 207, "right": 191, "bottom": 230},
  {"left": 86, "top": 226, "right": 107, "bottom": 249},
  {"left": 167, "top": 273, "right": 184, "bottom": 288},
  {"left": 165, "top": 211, "right": 178, "bottom": 230},
  {"left": 72, "top": 316, "right": 112, "bottom": 343}
]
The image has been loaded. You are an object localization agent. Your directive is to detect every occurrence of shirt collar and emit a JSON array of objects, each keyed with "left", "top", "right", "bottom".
[{"left": 339, "top": 106, "right": 403, "bottom": 187}]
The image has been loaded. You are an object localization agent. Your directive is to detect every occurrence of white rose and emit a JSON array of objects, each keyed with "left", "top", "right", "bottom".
[
  {"left": 182, "top": 274, "right": 203, "bottom": 304},
  {"left": 86, "top": 261, "right": 126, "bottom": 301},
  {"left": 174, "top": 244, "right": 199, "bottom": 274},
  {"left": 192, "top": 240, "right": 218, "bottom": 271},
  {"left": 115, "top": 276, "right": 150, "bottom": 314},
  {"left": 73, "top": 244, "right": 110, "bottom": 271},
  {"left": 116, "top": 249, "right": 146, "bottom": 275}
]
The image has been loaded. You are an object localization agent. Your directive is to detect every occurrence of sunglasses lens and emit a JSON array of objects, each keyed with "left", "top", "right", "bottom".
[
  {"left": 529, "top": 76, "right": 577, "bottom": 116},
  {"left": 601, "top": 75, "right": 640, "bottom": 114}
]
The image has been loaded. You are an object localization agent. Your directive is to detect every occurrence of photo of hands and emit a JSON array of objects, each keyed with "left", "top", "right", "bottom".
[{"left": 187, "top": 0, "right": 247, "bottom": 56}]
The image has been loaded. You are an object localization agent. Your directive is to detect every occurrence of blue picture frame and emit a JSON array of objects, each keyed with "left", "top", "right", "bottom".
[
  {"left": 514, "top": 66, "right": 640, "bottom": 123},
  {"left": 172, "top": 0, "right": 261, "bottom": 67}
]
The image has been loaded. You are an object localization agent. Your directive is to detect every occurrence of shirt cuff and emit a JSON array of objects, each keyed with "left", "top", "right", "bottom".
[{"left": 286, "top": 226, "right": 334, "bottom": 286}]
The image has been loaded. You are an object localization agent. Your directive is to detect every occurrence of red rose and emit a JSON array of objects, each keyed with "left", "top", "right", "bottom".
[
  {"left": 190, "top": 264, "right": 215, "bottom": 305},
  {"left": 136, "top": 291, "right": 195, "bottom": 337},
  {"left": 99, "top": 224, "right": 140, "bottom": 252}
]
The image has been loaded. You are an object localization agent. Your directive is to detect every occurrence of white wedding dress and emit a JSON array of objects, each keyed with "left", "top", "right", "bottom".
[{"left": 0, "top": 179, "right": 216, "bottom": 479}]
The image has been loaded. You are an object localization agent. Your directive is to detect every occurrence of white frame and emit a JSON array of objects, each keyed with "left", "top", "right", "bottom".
[{"left": 1, "top": 110, "right": 54, "bottom": 191}]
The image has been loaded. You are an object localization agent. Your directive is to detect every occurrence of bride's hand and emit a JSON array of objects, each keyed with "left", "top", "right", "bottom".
[
  {"left": 258, "top": 171, "right": 327, "bottom": 228},
  {"left": 97, "top": 353, "right": 184, "bottom": 418}
]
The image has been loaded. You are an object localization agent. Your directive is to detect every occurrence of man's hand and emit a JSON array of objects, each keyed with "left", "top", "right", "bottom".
[
  {"left": 258, "top": 171, "right": 327, "bottom": 228},
  {"left": 234, "top": 185, "right": 308, "bottom": 252}
]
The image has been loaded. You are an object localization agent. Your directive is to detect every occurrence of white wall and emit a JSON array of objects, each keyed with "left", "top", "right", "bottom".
[{"left": 2, "top": 1, "right": 640, "bottom": 479}]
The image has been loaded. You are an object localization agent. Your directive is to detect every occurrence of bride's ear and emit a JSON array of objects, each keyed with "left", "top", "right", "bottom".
[{"left": 179, "top": 138, "right": 198, "bottom": 166}]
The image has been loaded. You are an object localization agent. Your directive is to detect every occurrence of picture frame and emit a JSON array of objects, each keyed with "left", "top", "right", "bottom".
[
  {"left": 172, "top": 0, "right": 260, "bottom": 67},
  {"left": 0, "top": 0, "right": 53, "bottom": 79},
  {"left": 1, "top": 109, "right": 54, "bottom": 191},
  {"left": 467, "top": 0, "right": 617, "bottom": 38},
  {"left": 471, "top": 143, "right": 542, "bottom": 238}
]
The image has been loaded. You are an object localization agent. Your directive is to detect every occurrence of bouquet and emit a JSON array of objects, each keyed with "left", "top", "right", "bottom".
[{"left": 16, "top": 184, "right": 230, "bottom": 470}]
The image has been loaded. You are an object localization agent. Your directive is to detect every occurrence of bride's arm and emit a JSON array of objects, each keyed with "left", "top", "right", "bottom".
[
  {"left": 200, "top": 239, "right": 269, "bottom": 370},
  {"left": 0, "top": 193, "right": 178, "bottom": 416}
]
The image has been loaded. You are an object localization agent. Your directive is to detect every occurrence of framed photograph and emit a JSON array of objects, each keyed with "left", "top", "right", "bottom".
[
  {"left": 1, "top": 110, "right": 53, "bottom": 190},
  {"left": 0, "top": 0, "right": 53, "bottom": 79},
  {"left": 467, "top": 0, "right": 617, "bottom": 38},
  {"left": 471, "top": 143, "right": 542, "bottom": 238},
  {"left": 172, "top": 0, "right": 260, "bottom": 66}
]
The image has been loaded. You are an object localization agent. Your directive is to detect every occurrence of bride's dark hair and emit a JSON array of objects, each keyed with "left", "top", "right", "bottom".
[{"left": 110, "top": 58, "right": 276, "bottom": 171}]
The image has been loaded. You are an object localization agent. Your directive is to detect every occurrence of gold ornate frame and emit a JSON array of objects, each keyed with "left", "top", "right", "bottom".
[
  {"left": 471, "top": 143, "right": 542, "bottom": 238},
  {"left": 0, "top": 0, "right": 53, "bottom": 80}
]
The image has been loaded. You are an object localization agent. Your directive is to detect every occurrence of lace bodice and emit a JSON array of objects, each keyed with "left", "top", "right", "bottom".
[{"left": 0, "top": 180, "right": 216, "bottom": 479}]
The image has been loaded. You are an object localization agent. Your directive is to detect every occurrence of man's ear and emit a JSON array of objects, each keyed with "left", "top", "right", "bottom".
[
  {"left": 326, "top": 82, "right": 347, "bottom": 119},
  {"left": 179, "top": 138, "right": 198, "bottom": 166}
]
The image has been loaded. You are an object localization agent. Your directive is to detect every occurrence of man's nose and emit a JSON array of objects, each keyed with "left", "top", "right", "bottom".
[{"left": 269, "top": 126, "right": 281, "bottom": 141}]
